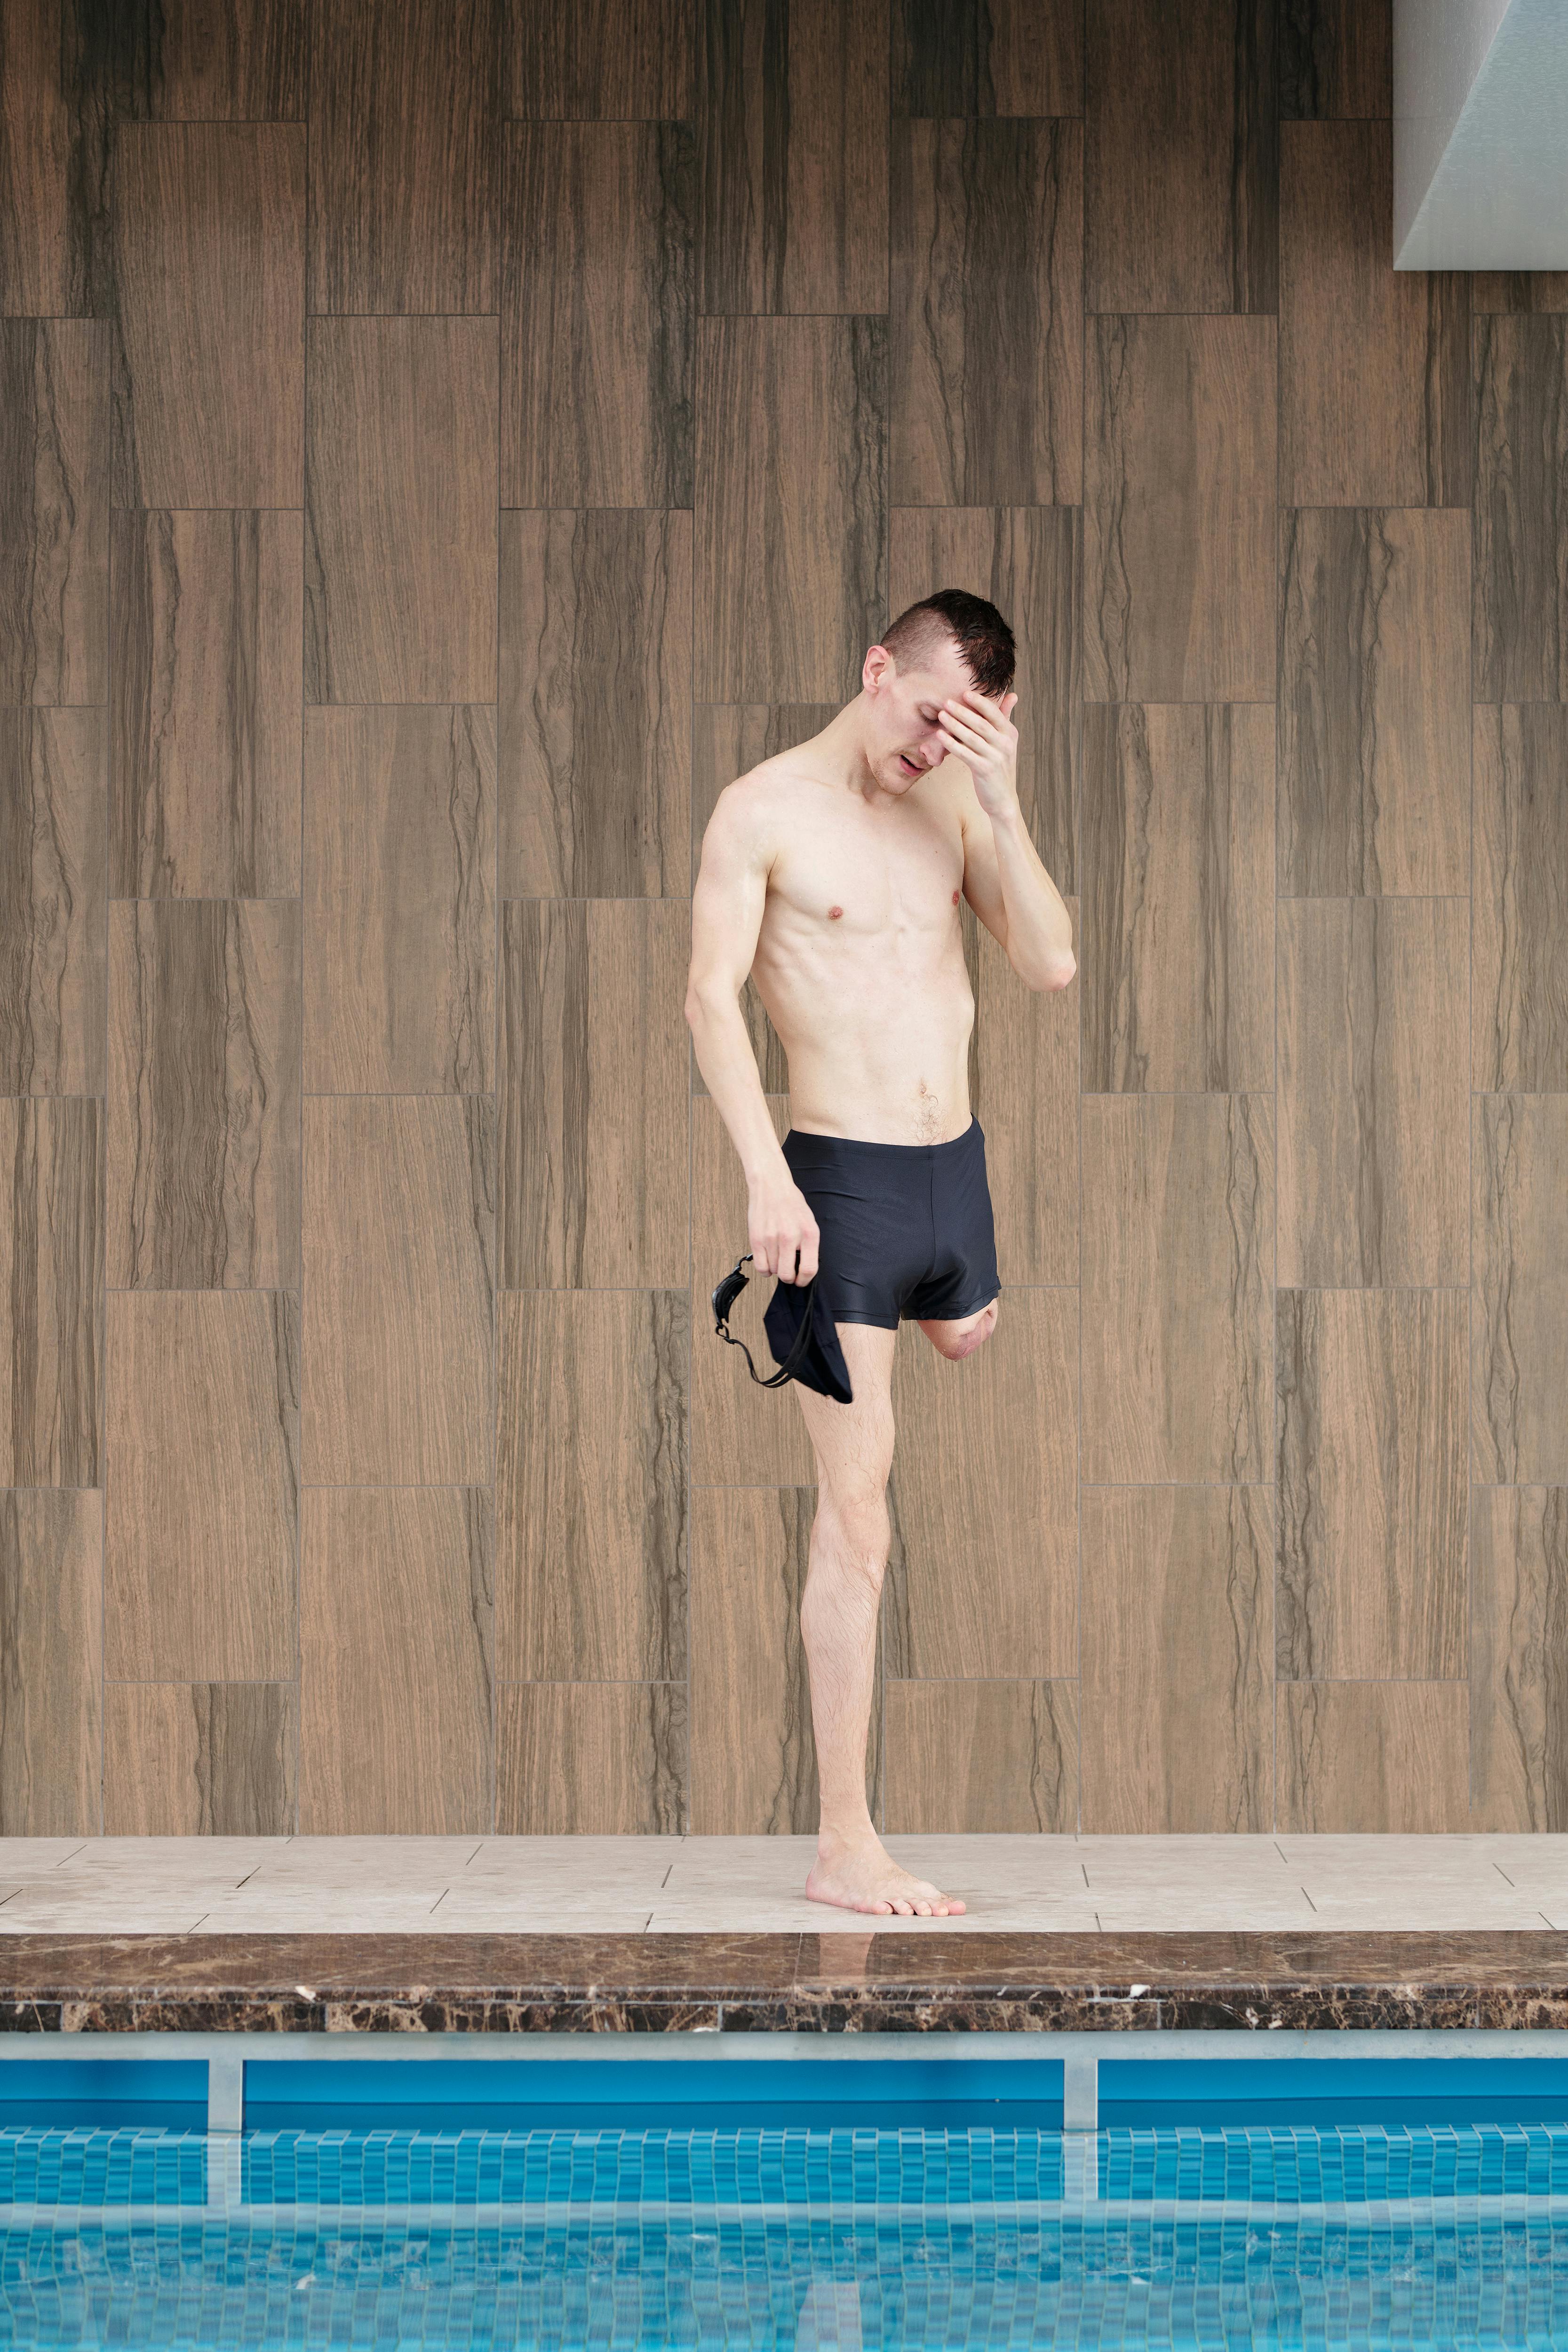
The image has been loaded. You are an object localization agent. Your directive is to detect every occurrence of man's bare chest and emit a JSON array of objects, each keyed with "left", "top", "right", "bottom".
[{"left": 764, "top": 814, "right": 964, "bottom": 938}]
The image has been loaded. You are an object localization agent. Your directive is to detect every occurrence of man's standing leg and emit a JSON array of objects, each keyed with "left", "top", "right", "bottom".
[{"left": 790, "top": 1321, "right": 966, "bottom": 1917}]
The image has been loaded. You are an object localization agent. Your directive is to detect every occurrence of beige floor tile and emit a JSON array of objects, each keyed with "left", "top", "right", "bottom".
[
  {"left": 1089, "top": 1895, "right": 1309, "bottom": 1930},
  {"left": 5, "top": 1831, "right": 1568, "bottom": 1934},
  {"left": 456, "top": 1836, "right": 681, "bottom": 1890},
  {"left": 230, "top": 1838, "right": 481, "bottom": 1890},
  {"left": 0, "top": 1899, "right": 212, "bottom": 1933},
  {"left": 429, "top": 1895, "right": 657, "bottom": 1932},
  {"left": 195, "top": 1894, "right": 457, "bottom": 1931},
  {"left": 1294, "top": 1896, "right": 1556, "bottom": 1930},
  {"left": 1275, "top": 1834, "right": 1522, "bottom": 1870},
  {"left": 0, "top": 1840, "right": 92, "bottom": 1871},
  {"left": 48, "top": 1836, "right": 285, "bottom": 1877}
]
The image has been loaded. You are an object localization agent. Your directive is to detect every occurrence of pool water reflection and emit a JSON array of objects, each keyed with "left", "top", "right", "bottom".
[{"left": 6, "top": 2122, "right": 1568, "bottom": 2346}]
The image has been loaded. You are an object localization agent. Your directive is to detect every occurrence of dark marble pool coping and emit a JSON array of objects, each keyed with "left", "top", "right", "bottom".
[{"left": 3, "top": 1931, "right": 1568, "bottom": 2034}]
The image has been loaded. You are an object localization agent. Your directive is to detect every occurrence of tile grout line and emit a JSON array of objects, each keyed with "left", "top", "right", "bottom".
[
  {"left": 1075, "top": 12, "right": 1087, "bottom": 1843},
  {"left": 100, "top": 421, "right": 112, "bottom": 1840},
  {"left": 490, "top": 261, "right": 502, "bottom": 1845},
  {"left": 1272, "top": 187, "right": 1282, "bottom": 1836},
  {"left": 294, "top": 228, "right": 308, "bottom": 1842}
]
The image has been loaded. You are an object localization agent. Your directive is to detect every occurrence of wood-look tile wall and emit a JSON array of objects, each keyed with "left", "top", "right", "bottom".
[{"left": 3, "top": 0, "right": 1567, "bottom": 1837}]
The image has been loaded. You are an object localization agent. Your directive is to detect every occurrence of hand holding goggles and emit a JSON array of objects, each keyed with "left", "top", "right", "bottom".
[{"left": 711, "top": 1252, "right": 818, "bottom": 1388}]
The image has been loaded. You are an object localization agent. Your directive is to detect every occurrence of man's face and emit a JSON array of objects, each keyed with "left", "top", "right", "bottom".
[{"left": 862, "top": 638, "right": 979, "bottom": 795}]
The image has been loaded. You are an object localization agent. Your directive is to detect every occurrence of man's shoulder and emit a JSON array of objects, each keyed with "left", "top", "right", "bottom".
[
  {"left": 705, "top": 749, "right": 821, "bottom": 846},
  {"left": 727, "top": 737, "right": 826, "bottom": 796}
]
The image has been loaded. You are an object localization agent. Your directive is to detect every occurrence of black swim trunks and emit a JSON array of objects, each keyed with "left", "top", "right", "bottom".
[{"left": 763, "top": 1117, "right": 1002, "bottom": 1399}]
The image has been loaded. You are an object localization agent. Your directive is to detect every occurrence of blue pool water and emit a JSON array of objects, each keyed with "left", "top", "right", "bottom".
[{"left": 9, "top": 2122, "right": 1568, "bottom": 2346}]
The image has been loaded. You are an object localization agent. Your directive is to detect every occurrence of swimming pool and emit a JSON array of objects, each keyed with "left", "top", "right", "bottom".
[{"left": 7, "top": 2035, "right": 1568, "bottom": 2346}]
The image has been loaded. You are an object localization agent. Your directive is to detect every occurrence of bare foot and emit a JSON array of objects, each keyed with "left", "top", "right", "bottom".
[{"left": 805, "top": 1835, "right": 967, "bottom": 1917}]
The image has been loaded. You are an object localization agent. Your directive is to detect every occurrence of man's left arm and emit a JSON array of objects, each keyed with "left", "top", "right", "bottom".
[{"left": 938, "top": 686, "right": 1076, "bottom": 993}]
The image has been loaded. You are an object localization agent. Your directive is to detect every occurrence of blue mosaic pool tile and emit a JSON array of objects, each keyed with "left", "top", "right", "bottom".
[
  {"left": 9, "top": 2209, "right": 1568, "bottom": 2346},
  {"left": 10, "top": 2127, "right": 1568, "bottom": 2344},
  {"left": 242, "top": 2122, "right": 1068, "bottom": 2210},
  {"left": 0, "top": 2127, "right": 207, "bottom": 2209},
  {"left": 1100, "top": 2124, "right": 1568, "bottom": 2208}
]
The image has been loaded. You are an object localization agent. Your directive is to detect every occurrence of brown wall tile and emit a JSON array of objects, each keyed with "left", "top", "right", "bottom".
[
  {"left": 1474, "top": 707, "right": 1568, "bottom": 1092},
  {"left": 302, "top": 1096, "right": 494, "bottom": 1486},
  {"left": 1280, "top": 121, "right": 1469, "bottom": 507},
  {"left": 1086, "top": 0, "right": 1275, "bottom": 314},
  {"left": 0, "top": 1095, "right": 103, "bottom": 1487},
  {"left": 103, "top": 1681, "right": 296, "bottom": 1835},
  {"left": 1277, "top": 898, "right": 1469, "bottom": 1287},
  {"left": 503, "top": 122, "right": 692, "bottom": 509},
  {"left": 700, "top": 0, "right": 888, "bottom": 318},
  {"left": 309, "top": 0, "right": 496, "bottom": 315},
  {"left": 1470, "top": 1485, "right": 1568, "bottom": 1833},
  {"left": 892, "top": 0, "right": 1082, "bottom": 116},
  {"left": 9, "top": 0, "right": 1568, "bottom": 1843},
  {"left": 1082, "top": 705, "right": 1274, "bottom": 1095},
  {"left": 885, "top": 1289, "right": 1078, "bottom": 1679},
  {"left": 1280, "top": 0, "right": 1390, "bottom": 118},
  {"left": 1081, "top": 1095, "right": 1274, "bottom": 1485},
  {"left": 105, "top": 1289, "right": 297, "bottom": 1680},
  {"left": 498, "top": 1290, "right": 688, "bottom": 1682},
  {"left": 1082, "top": 1485, "right": 1274, "bottom": 1833},
  {"left": 0, "top": 1487, "right": 101, "bottom": 1835},
  {"left": 1472, "top": 273, "right": 1568, "bottom": 316},
  {"left": 305, "top": 317, "right": 498, "bottom": 705},
  {"left": 500, "top": 899, "right": 689, "bottom": 1290},
  {"left": 498, "top": 1684, "right": 685, "bottom": 1834},
  {"left": 1473, "top": 317, "right": 1568, "bottom": 701},
  {"left": 885, "top": 1680, "right": 1077, "bottom": 1833},
  {"left": 113, "top": 0, "right": 306, "bottom": 120},
  {"left": 1278, "top": 1680, "right": 1469, "bottom": 1832},
  {"left": 512, "top": 0, "right": 692, "bottom": 119},
  {"left": 0, "top": 319, "right": 107, "bottom": 707},
  {"left": 696, "top": 315, "right": 885, "bottom": 703},
  {"left": 1473, "top": 1095, "right": 1568, "bottom": 1487},
  {"left": 501, "top": 511, "right": 691, "bottom": 900},
  {"left": 303, "top": 706, "right": 494, "bottom": 1096},
  {"left": 0, "top": 0, "right": 111, "bottom": 318},
  {"left": 1277, "top": 1287, "right": 1468, "bottom": 1681},
  {"left": 1278, "top": 508, "right": 1470, "bottom": 897},
  {"left": 0, "top": 708, "right": 106, "bottom": 1095},
  {"left": 1085, "top": 315, "right": 1276, "bottom": 703},
  {"left": 301, "top": 1486, "right": 492, "bottom": 1835},
  {"left": 111, "top": 509, "right": 302, "bottom": 900},
  {"left": 892, "top": 118, "right": 1081, "bottom": 506},
  {"left": 111, "top": 125, "right": 304, "bottom": 509},
  {"left": 108, "top": 899, "right": 301, "bottom": 1290}
]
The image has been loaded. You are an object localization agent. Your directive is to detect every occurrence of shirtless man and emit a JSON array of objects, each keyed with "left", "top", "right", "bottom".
[{"left": 685, "top": 590, "right": 1077, "bottom": 1917}]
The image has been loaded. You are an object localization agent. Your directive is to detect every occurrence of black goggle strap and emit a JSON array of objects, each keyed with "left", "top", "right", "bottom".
[{"left": 711, "top": 1253, "right": 819, "bottom": 1389}]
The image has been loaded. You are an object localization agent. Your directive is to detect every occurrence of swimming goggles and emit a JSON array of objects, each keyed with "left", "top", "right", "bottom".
[{"left": 711, "top": 1252, "right": 819, "bottom": 1388}]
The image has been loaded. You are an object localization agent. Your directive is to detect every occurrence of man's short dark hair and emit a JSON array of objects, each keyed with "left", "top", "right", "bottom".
[{"left": 880, "top": 589, "right": 1016, "bottom": 699}]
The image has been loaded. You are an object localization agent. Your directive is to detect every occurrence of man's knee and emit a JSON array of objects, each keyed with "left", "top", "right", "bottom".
[
  {"left": 926, "top": 1298, "right": 999, "bottom": 1361},
  {"left": 806, "top": 1495, "right": 890, "bottom": 1620},
  {"left": 828, "top": 1398, "right": 895, "bottom": 1491},
  {"left": 817, "top": 1411, "right": 894, "bottom": 1556},
  {"left": 823, "top": 1459, "right": 892, "bottom": 1544}
]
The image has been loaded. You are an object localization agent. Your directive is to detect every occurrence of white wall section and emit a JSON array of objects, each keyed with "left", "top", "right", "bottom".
[{"left": 1395, "top": 0, "right": 1568, "bottom": 268}]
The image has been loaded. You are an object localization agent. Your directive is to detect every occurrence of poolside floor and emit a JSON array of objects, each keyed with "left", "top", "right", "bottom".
[{"left": 1, "top": 1834, "right": 1567, "bottom": 1937}]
